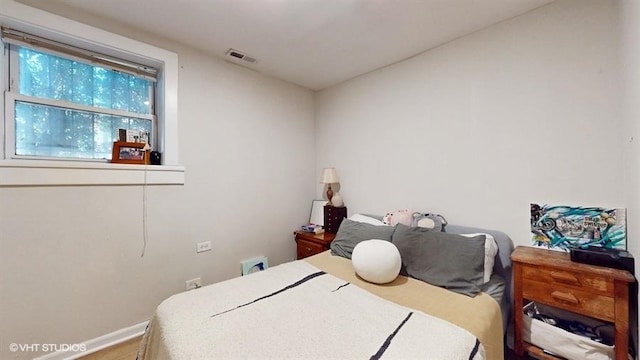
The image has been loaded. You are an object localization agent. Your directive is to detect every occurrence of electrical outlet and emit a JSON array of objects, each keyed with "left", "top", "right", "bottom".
[
  {"left": 196, "top": 241, "right": 212, "bottom": 253},
  {"left": 185, "top": 277, "right": 202, "bottom": 290}
]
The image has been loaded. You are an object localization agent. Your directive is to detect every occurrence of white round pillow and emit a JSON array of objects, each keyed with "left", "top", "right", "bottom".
[{"left": 352, "top": 239, "right": 401, "bottom": 284}]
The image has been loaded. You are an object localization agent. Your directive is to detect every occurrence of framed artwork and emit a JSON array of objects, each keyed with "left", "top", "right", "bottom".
[
  {"left": 309, "top": 200, "right": 327, "bottom": 226},
  {"left": 241, "top": 256, "right": 269, "bottom": 276},
  {"left": 111, "top": 141, "right": 149, "bottom": 164},
  {"left": 118, "top": 129, "right": 150, "bottom": 144},
  {"left": 530, "top": 203, "right": 626, "bottom": 251}
]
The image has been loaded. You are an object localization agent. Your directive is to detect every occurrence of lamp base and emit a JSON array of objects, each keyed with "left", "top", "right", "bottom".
[{"left": 326, "top": 184, "right": 334, "bottom": 206}]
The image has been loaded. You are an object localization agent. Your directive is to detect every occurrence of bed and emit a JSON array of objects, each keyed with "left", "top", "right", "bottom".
[{"left": 137, "top": 219, "right": 514, "bottom": 360}]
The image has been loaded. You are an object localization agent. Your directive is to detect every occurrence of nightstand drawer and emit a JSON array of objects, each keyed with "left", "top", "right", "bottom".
[
  {"left": 522, "top": 279, "right": 615, "bottom": 322},
  {"left": 522, "top": 265, "right": 613, "bottom": 295},
  {"left": 294, "top": 231, "right": 335, "bottom": 260},
  {"left": 297, "top": 239, "right": 324, "bottom": 259}
]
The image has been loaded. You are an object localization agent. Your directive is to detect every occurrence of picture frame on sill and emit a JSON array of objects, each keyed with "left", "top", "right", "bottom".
[{"left": 111, "top": 141, "right": 149, "bottom": 164}]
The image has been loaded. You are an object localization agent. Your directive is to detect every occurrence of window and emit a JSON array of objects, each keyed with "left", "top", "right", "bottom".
[
  {"left": 3, "top": 27, "right": 157, "bottom": 161},
  {"left": 0, "top": 5, "right": 181, "bottom": 186}
]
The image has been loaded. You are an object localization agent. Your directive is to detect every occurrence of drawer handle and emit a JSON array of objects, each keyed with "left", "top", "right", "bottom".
[
  {"left": 305, "top": 247, "right": 312, "bottom": 252},
  {"left": 550, "top": 271, "right": 579, "bottom": 285},
  {"left": 551, "top": 291, "right": 579, "bottom": 305}
]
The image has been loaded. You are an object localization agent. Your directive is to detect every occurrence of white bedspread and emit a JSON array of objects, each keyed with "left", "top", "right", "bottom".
[{"left": 139, "top": 260, "right": 485, "bottom": 359}]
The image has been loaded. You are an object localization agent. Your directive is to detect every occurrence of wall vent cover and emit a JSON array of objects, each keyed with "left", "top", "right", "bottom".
[{"left": 225, "top": 49, "right": 256, "bottom": 63}]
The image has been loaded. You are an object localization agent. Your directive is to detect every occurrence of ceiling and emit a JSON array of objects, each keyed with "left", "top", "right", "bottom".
[{"left": 19, "top": 0, "right": 555, "bottom": 90}]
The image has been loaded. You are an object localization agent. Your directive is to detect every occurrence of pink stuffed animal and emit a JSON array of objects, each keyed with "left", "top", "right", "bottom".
[{"left": 382, "top": 210, "right": 414, "bottom": 226}]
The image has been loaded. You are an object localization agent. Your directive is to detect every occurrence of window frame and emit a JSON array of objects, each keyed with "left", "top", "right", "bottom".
[{"left": 0, "top": 2, "right": 183, "bottom": 186}]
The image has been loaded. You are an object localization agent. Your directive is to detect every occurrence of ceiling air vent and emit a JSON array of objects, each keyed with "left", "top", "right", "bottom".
[{"left": 225, "top": 49, "right": 256, "bottom": 63}]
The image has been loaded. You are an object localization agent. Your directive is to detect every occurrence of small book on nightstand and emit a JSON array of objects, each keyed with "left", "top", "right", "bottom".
[{"left": 300, "top": 224, "right": 324, "bottom": 234}]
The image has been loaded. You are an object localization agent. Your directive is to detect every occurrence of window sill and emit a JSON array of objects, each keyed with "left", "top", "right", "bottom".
[{"left": 0, "top": 160, "right": 185, "bottom": 186}]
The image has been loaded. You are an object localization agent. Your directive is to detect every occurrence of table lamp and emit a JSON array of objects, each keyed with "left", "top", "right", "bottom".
[{"left": 320, "top": 167, "right": 339, "bottom": 206}]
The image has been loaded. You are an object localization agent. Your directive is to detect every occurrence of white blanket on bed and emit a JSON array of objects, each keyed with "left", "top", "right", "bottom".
[{"left": 144, "top": 261, "right": 485, "bottom": 359}]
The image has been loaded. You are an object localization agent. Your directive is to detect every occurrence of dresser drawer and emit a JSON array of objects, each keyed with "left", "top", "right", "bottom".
[
  {"left": 522, "top": 265, "right": 613, "bottom": 296},
  {"left": 522, "top": 279, "right": 615, "bottom": 322},
  {"left": 297, "top": 239, "right": 324, "bottom": 259}
]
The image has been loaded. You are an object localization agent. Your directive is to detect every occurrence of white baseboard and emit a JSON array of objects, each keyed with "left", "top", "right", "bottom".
[{"left": 34, "top": 320, "right": 149, "bottom": 360}]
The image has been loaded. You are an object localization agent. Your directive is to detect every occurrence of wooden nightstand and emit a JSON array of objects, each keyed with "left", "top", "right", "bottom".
[
  {"left": 512, "top": 246, "right": 635, "bottom": 360},
  {"left": 294, "top": 231, "right": 336, "bottom": 260}
]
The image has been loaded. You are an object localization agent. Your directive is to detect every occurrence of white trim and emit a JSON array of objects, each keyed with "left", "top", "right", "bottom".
[
  {"left": 34, "top": 320, "right": 149, "bottom": 360},
  {"left": 0, "top": 160, "right": 185, "bottom": 186},
  {"left": 8, "top": 92, "right": 156, "bottom": 121},
  {"left": 4, "top": 85, "right": 15, "bottom": 160}
]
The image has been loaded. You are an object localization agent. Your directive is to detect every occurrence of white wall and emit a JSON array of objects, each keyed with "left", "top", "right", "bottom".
[
  {"left": 317, "top": 0, "right": 638, "bottom": 351},
  {"left": 619, "top": 0, "right": 640, "bottom": 353},
  {"left": 316, "top": 0, "right": 625, "bottom": 249},
  {"left": 620, "top": 0, "right": 640, "bottom": 275},
  {"left": 0, "top": 2, "right": 315, "bottom": 359}
]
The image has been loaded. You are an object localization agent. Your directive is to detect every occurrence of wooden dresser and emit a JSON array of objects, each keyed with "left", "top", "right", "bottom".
[
  {"left": 323, "top": 205, "right": 347, "bottom": 233},
  {"left": 294, "top": 231, "right": 336, "bottom": 260},
  {"left": 512, "top": 246, "right": 635, "bottom": 360}
]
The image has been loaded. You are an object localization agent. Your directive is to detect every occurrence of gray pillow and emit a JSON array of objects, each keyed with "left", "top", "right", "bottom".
[
  {"left": 330, "top": 218, "right": 396, "bottom": 259},
  {"left": 392, "top": 224, "right": 485, "bottom": 297}
]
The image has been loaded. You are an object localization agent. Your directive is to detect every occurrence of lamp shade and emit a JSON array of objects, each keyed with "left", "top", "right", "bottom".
[{"left": 320, "top": 167, "right": 339, "bottom": 184}]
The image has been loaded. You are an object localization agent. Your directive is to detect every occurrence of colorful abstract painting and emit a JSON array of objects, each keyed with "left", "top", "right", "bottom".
[{"left": 530, "top": 203, "right": 626, "bottom": 251}]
